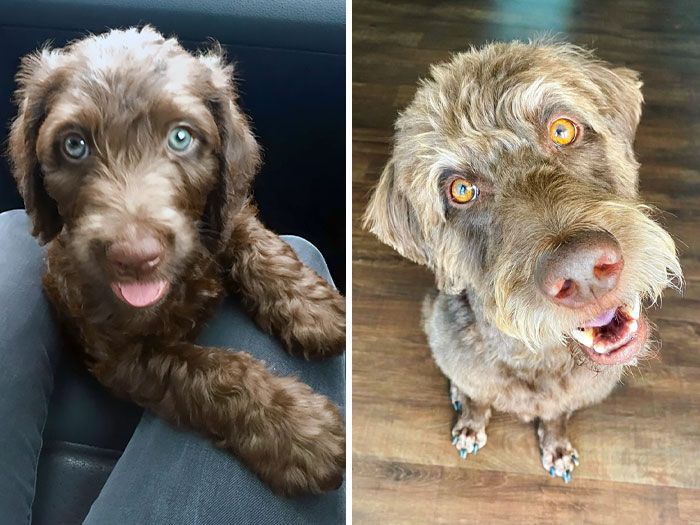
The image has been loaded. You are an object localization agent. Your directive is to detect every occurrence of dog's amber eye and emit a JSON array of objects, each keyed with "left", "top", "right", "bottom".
[
  {"left": 449, "top": 177, "right": 479, "bottom": 204},
  {"left": 62, "top": 133, "right": 89, "bottom": 161},
  {"left": 549, "top": 118, "right": 578, "bottom": 146}
]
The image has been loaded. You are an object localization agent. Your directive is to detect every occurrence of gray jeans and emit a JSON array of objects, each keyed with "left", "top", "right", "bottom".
[{"left": 0, "top": 210, "right": 345, "bottom": 524}]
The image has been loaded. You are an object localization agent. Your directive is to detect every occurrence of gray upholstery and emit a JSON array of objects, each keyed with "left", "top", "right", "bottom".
[{"left": 0, "top": 0, "right": 344, "bottom": 53}]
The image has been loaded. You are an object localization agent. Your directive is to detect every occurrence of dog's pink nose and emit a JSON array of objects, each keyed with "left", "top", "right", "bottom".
[
  {"left": 107, "top": 236, "right": 164, "bottom": 274},
  {"left": 536, "top": 231, "right": 623, "bottom": 309}
]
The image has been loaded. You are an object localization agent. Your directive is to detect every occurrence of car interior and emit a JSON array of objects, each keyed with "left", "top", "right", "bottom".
[{"left": 0, "top": 1, "right": 344, "bottom": 521}]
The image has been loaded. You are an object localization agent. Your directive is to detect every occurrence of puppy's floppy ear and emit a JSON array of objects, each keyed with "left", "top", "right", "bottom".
[
  {"left": 198, "top": 47, "right": 261, "bottom": 241},
  {"left": 8, "top": 48, "right": 67, "bottom": 244},
  {"left": 363, "top": 157, "right": 428, "bottom": 266},
  {"left": 593, "top": 65, "right": 644, "bottom": 142}
]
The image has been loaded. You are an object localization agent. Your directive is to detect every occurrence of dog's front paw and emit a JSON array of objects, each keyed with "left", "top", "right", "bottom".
[
  {"left": 260, "top": 382, "right": 346, "bottom": 497},
  {"left": 451, "top": 418, "right": 487, "bottom": 459},
  {"left": 537, "top": 417, "right": 578, "bottom": 483},
  {"left": 540, "top": 440, "right": 579, "bottom": 483},
  {"left": 448, "top": 382, "right": 491, "bottom": 459}
]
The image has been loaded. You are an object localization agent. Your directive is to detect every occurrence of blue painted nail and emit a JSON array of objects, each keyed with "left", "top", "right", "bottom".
[
  {"left": 549, "top": 466, "right": 556, "bottom": 477},
  {"left": 572, "top": 455, "right": 579, "bottom": 466},
  {"left": 452, "top": 435, "right": 459, "bottom": 445},
  {"left": 452, "top": 400, "right": 462, "bottom": 411},
  {"left": 459, "top": 448, "right": 468, "bottom": 459},
  {"left": 472, "top": 443, "right": 479, "bottom": 454},
  {"left": 563, "top": 470, "right": 572, "bottom": 483}
]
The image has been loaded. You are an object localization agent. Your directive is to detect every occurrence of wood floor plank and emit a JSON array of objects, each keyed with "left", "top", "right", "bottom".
[{"left": 354, "top": 457, "right": 691, "bottom": 525}]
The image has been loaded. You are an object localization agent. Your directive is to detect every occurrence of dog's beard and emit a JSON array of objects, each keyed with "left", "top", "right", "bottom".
[{"left": 485, "top": 200, "right": 682, "bottom": 354}]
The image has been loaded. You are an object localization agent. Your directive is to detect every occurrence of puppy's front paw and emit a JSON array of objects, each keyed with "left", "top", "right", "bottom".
[
  {"left": 451, "top": 419, "right": 487, "bottom": 459},
  {"left": 261, "top": 382, "right": 346, "bottom": 496},
  {"left": 283, "top": 290, "right": 346, "bottom": 360},
  {"left": 540, "top": 440, "right": 579, "bottom": 483}
]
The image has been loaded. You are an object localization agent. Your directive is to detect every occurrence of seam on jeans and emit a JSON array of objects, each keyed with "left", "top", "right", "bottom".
[{"left": 26, "top": 342, "right": 55, "bottom": 525}]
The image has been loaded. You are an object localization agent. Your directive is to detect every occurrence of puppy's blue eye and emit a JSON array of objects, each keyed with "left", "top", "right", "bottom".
[
  {"left": 62, "top": 133, "right": 89, "bottom": 160},
  {"left": 168, "top": 126, "right": 193, "bottom": 152}
]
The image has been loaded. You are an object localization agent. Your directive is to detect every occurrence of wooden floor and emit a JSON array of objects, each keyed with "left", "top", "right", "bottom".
[{"left": 352, "top": 1, "right": 700, "bottom": 523}]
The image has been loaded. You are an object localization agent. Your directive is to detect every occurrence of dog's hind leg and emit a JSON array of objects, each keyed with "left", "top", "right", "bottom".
[
  {"left": 537, "top": 414, "right": 579, "bottom": 483},
  {"left": 222, "top": 203, "right": 345, "bottom": 360},
  {"left": 450, "top": 382, "right": 491, "bottom": 459}
]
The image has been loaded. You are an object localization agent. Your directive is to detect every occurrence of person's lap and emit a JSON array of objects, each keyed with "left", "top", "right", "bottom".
[
  {"left": 85, "top": 235, "right": 346, "bottom": 524},
  {"left": 0, "top": 210, "right": 345, "bottom": 524},
  {"left": 0, "top": 211, "right": 62, "bottom": 525}
]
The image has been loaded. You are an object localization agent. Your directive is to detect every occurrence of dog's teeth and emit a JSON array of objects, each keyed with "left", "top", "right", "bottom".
[
  {"left": 592, "top": 342, "right": 609, "bottom": 354},
  {"left": 629, "top": 319, "right": 639, "bottom": 334},
  {"left": 571, "top": 327, "right": 594, "bottom": 348}
]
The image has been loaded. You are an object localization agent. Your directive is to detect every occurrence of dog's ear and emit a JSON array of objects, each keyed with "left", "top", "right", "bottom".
[
  {"left": 594, "top": 65, "right": 644, "bottom": 143},
  {"left": 198, "top": 48, "right": 261, "bottom": 242},
  {"left": 363, "top": 157, "right": 428, "bottom": 265},
  {"left": 8, "top": 49, "right": 67, "bottom": 244}
]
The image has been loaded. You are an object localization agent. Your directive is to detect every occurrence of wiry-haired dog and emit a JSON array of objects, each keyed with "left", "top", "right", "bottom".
[
  {"left": 364, "top": 41, "right": 681, "bottom": 482},
  {"left": 9, "top": 27, "right": 345, "bottom": 496}
]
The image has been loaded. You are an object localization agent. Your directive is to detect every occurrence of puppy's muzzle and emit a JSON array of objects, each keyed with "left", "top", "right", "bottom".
[
  {"left": 107, "top": 236, "right": 164, "bottom": 276},
  {"left": 106, "top": 233, "right": 171, "bottom": 308}
]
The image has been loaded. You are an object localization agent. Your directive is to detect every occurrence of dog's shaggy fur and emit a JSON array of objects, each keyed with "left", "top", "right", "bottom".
[
  {"left": 9, "top": 27, "right": 345, "bottom": 496},
  {"left": 364, "top": 40, "right": 682, "bottom": 480}
]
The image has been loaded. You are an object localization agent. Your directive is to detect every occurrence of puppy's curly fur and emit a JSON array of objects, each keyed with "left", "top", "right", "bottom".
[
  {"left": 8, "top": 26, "right": 345, "bottom": 496},
  {"left": 364, "top": 40, "right": 681, "bottom": 481}
]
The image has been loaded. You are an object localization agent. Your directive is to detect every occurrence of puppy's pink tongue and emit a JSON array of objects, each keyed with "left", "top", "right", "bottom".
[
  {"left": 113, "top": 281, "right": 168, "bottom": 307},
  {"left": 582, "top": 308, "right": 617, "bottom": 328}
]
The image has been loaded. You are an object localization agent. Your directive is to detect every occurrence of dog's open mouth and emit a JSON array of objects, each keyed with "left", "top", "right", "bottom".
[
  {"left": 111, "top": 280, "right": 170, "bottom": 308},
  {"left": 571, "top": 295, "right": 646, "bottom": 365}
]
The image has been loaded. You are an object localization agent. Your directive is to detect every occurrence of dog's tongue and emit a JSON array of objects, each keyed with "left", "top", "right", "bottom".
[
  {"left": 582, "top": 308, "right": 617, "bottom": 328},
  {"left": 113, "top": 281, "right": 168, "bottom": 307}
]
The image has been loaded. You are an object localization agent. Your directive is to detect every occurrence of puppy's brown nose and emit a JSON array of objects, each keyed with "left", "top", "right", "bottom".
[
  {"left": 107, "top": 236, "right": 164, "bottom": 274},
  {"left": 535, "top": 231, "right": 623, "bottom": 309}
]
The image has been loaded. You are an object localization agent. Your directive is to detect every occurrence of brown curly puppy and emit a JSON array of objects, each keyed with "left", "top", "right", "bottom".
[
  {"left": 364, "top": 40, "right": 682, "bottom": 482},
  {"left": 8, "top": 26, "right": 345, "bottom": 496}
]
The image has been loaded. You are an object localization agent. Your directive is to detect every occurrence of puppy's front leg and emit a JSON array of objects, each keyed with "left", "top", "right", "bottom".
[
  {"left": 450, "top": 382, "right": 491, "bottom": 458},
  {"left": 91, "top": 342, "right": 345, "bottom": 496},
  {"left": 222, "top": 203, "right": 345, "bottom": 359},
  {"left": 537, "top": 414, "right": 579, "bottom": 483}
]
